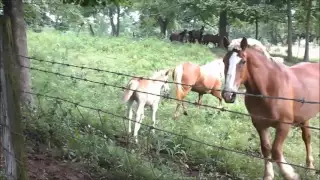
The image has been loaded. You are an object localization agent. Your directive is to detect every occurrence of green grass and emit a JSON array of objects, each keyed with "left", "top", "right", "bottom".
[{"left": 26, "top": 29, "right": 320, "bottom": 180}]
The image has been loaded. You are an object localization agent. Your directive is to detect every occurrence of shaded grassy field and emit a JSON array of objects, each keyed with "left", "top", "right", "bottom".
[{"left": 26, "top": 29, "right": 320, "bottom": 180}]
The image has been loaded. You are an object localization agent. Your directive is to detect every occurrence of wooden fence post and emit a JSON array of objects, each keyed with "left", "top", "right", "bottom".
[{"left": 0, "top": 13, "right": 28, "bottom": 180}]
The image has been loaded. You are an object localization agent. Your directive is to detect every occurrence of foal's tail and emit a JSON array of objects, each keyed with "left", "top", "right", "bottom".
[
  {"left": 123, "top": 79, "right": 139, "bottom": 103},
  {"left": 172, "top": 64, "right": 184, "bottom": 96}
]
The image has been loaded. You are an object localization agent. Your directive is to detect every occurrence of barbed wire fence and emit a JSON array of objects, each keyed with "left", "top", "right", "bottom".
[
  {"left": 2, "top": 49, "right": 320, "bottom": 179},
  {"left": 0, "top": 2, "right": 320, "bottom": 180}
]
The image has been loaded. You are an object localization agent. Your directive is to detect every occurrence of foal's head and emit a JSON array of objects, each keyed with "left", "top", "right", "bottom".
[
  {"left": 221, "top": 37, "right": 252, "bottom": 103},
  {"left": 151, "top": 69, "right": 171, "bottom": 96}
]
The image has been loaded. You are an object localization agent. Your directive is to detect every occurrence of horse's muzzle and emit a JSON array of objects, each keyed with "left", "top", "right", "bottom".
[{"left": 222, "top": 90, "right": 237, "bottom": 103}]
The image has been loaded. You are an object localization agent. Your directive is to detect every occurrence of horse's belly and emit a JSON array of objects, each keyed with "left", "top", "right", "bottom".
[{"left": 191, "top": 85, "right": 211, "bottom": 94}]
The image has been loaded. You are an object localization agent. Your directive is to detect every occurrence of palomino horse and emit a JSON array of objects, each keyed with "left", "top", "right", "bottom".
[
  {"left": 172, "top": 59, "right": 224, "bottom": 119},
  {"left": 221, "top": 37, "right": 320, "bottom": 180},
  {"left": 123, "top": 69, "right": 171, "bottom": 143}
]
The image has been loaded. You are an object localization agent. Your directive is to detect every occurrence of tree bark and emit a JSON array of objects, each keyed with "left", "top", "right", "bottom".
[
  {"left": 115, "top": 3, "right": 120, "bottom": 37},
  {"left": 108, "top": 7, "right": 116, "bottom": 36},
  {"left": 287, "top": 0, "right": 293, "bottom": 61},
  {"left": 3, "top": 0, "right": 32, "bottom": 106},
  {"left": 303, "top": 0, "right": 312, "bottom": 62},
  {"left": 255, "top": 13, "right": 259, "bottom": 39},
  {"left": 1, "top": 4, "right": 28, "bottom": 179},
  {"left": 158, "top": 17, "right": 168, "bottom": 37},
  {"left": 218, "top": 10, "right": 228, "bottom": 48},
  {"left": 89, "top": 24, "right": 95, "bottom": 36}
]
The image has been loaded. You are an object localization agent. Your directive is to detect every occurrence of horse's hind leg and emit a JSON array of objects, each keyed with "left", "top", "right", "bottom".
[
  {"left": 254, "top": 124, "right": 274, "bottom": 180},
  {"left": 133, "top": 102, "right": 146, "bottom": 143},
  {"left": 151, "top": 103, "right": 159, "bottom": 134},
  {"left": 301, "top": 120, "right": 314, "bottom": 169},
  {"left": 127, "top": 100, "right": 134, "bottom": 134},
  {"left": 272, "top": 123, "right": 299, "bottom": 180}
]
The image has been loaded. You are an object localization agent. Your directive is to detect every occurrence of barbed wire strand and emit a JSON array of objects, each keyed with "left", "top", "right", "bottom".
[
  {"left": 20, "top": 54, "right": 320, "bottom": 105},
  {"left": 20, "top": 90, "right": 320, "bottom": 173},
  {"left": 19, "top": 64, "right": 320, "bottom": 130}
]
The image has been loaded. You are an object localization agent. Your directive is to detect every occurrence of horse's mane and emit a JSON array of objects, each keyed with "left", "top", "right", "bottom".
[
  {"left": 150, "top": 70, "right": 167, "bottom": 80},
  {"left": 227, "top": 38, "right": 280, "bottom": 64}
]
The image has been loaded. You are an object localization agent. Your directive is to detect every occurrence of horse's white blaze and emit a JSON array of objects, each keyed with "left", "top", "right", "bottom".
[{"left": 225, "top": 52, "right": 241, "bottom": 91}]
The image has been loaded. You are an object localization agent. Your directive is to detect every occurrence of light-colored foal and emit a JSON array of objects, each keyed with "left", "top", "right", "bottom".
[{"left": 123, "top": 69, "right": 171, "bottom": 143}]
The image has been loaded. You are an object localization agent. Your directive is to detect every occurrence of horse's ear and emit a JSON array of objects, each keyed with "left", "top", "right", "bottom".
[
  {"left": 165, "top": 68, "right": 173, "bottom": 76},
  {"left": 240, "top": 37, "right": 248, "bottom": 50},
  {"left": 223, "top": 36, "right": 230, "bottom": 49}
]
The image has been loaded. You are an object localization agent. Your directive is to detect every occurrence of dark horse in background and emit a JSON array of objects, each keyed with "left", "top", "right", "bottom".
[
  {"left": 188, "top": 26, "right": 205, "bottom": 44},
  {"left": 169, "top": 29, "right": 188, "bottom": 42},
  {"left": 202, "top": 33, "right": 220, "bottom": 47}
]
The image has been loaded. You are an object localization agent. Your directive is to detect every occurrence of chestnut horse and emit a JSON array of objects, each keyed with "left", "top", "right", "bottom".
[
  {"left": 221, "top": 37, "right": 320, "bottom": 180},
  {"left": 172, "top": 59, "right": 224, "bottom": 119}
]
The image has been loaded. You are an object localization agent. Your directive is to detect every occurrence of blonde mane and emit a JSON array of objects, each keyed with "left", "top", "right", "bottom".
[{"left": 227, "top": 38, "right": 283, "bottom": 64}]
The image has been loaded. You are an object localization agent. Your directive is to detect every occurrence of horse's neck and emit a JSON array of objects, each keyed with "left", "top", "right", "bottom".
[{"left": 245, "top": 52, "right": 283, "bottom": 95}]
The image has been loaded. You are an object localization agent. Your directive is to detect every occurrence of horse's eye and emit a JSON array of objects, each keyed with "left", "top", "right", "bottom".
[{"left": 240, "top": 59, "right": 246, "bottom": 65}]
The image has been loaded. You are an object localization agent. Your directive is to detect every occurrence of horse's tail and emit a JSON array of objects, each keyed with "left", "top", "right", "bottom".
[
  {"left": 123, "top": 79, "right": 139, "bottom": 103},
  {"left": 172, "top": 64, "right": 184, "bottom": 96}
]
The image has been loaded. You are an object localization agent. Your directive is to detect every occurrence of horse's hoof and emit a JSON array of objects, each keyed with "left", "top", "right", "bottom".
[
  {"left": 263, "top": 176, "right": 274, "bottom": 180},
  {"left": 183, "top": 111, "right": 188, "bottom": 116},
  {"left": 284, "top": 173, "right": 300, "bottom": 180}
]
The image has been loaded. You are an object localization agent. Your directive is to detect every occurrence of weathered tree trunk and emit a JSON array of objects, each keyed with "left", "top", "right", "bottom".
[
  {"left": 158, "top": 17, "right": 168, "bottom": 37},
  {"left": 255, "top": 14, "right": 259, "bottom": 39},
  {"left": 0, "top": 7, "right": 28, "bottom": 180},
  {"left": 218, "top": 10, "right": 228, "bottom": 48},
  {"left": 115, "top": 3, "right": 120, "bottom": 37},
  {"left": 89, "top": 24, "right": 95, "bottom": 36},
  {"left": 287, "top": 0, "right": 293, "bottom": 61},
  {"left": 303, "top": 0, "right": 312, "bottom": 62},
  {"left": 3, "top": 0, "right": 32, "bottom": 106},
  {"left": 108, "top": 7, "right": 116, "bottom": 36}
]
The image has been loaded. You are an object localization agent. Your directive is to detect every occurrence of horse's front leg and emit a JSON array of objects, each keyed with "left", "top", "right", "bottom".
[
  {"left": 272, "top": 123, "right": 299, "bottom": 180},
  {"left": 195, "top": 94, "right": 203, "bottom": 108},
  {"left": 254, "top": 124, "right": 274, "bottom": 180},
  {"left": 301, "top": 120, "right": 314, "bottom": 169}
]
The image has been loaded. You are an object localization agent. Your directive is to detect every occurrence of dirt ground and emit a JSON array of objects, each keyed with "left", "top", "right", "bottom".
[{"left": 26, "top": 145, "right": 106, "bottom": 180}]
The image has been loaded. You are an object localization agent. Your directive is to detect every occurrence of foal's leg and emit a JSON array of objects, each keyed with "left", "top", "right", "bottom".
[
  {"left": 127, "top": 100, "right": 134, "bottom": 134},
  {"left": 133, "top": 102, "right": 146, "bottom": 143},
  {"left": 255, "top": 126, "right": 274, "bottom": 180},
  {"left": 272, "top": 124, "right": 299, "bottom": 180},
  {"left": 301, "top": 120, "right": 314, "bottom": 169},
  {"left": 151, "top": 103, "right": 159, "bottom": 134}
]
